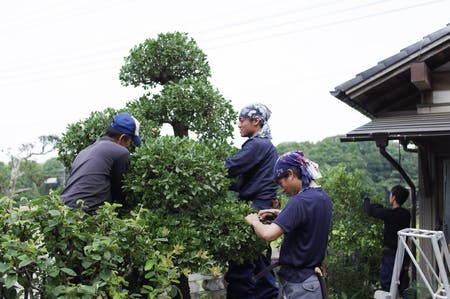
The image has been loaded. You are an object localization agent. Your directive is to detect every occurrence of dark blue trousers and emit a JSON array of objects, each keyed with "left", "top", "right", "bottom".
[
  {"left": 381, "top": 255, "right": 410, "bottom": 298},
  {"left": 225, "top": 246, "right": 278, "bottom": 299}
]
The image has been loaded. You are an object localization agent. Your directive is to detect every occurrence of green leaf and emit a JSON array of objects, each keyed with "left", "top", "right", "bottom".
[
  {"left": 4, "top": 273, "right": 17, "bottom": 289},
  {"left": 48, "top": 209, "right": 61, "bottom": 216},
  {"left": 60, "top": 267, "right": 77, "bottom": 276},
  {"left": 79, "top": 285, "right": 96, "bottom": 295},
  {"left": 0, "top": 262, "right": 10, "bottom": 273},
  {"left": 90, "top": 254, "right": 102, "bottom": 261},
  {"left": 103, "top": 251, "right": 111, "bottom": 260},
  {"left": 48, "top": 268, "right": 59, "bottom": 277},
  {"left": 18, "top": 258, "right": 32, "bottom": 268},
  {"left": 144, "top": 260, "right": 155, "bottom": 271},
  {"left": 82, "top": 260, "right": 92, "bottom": 269},
  {"left": 99, "top": 269, "right": 112, "bottom": 281}
]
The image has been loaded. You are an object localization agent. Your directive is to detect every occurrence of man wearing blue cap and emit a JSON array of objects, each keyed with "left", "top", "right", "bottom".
[
  {"left": 245, "top": 150, "right": 332, "bottom": 299},
  {"left": 60, "top": 112, "right": 141, "bottom": 214},
  {"left": 224, "top": 103, "right": 279, "bottom": 299}
]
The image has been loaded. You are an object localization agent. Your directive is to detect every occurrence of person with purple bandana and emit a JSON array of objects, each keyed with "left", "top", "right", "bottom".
[
  {"left": 60, "top": 112, "right": 141, "bottom": 215},
  {"left": 225, "top": 103, "right": 279, "bottom": 299},
  {"left": 245, "top": 150, "right": 332, "bottom": 299}
]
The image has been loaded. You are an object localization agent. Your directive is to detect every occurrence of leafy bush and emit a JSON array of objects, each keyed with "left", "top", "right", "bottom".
[
  {"left": 0, "top": 194, "right": 181, "bottom": 298},
  {"left": 123, "top": 136, "right": 267, "bottom": 272},
  {"left": 56, "top": 108, "right": 120, "bottom": 169},
  {"left": 320, "top": 166, "right": 383, "bottom": 298}
]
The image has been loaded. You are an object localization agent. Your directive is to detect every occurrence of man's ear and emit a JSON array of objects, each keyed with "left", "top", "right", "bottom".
[
  {"left": 252, "top": 117, "right": 262, "bottom": 127},
  {"left": 287, "top": 169, "right": 295, "bottom": 179},
  {"left": 118, "top": 134, "right": 131, "bottom": 144}
]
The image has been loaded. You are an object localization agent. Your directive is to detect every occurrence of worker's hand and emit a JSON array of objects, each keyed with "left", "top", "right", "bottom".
[
  {"left": 258, "top": 209, "right": 280, "bottom": 224},
  {"left": 362, "top": 192, "right": 371, "bottom": 214},
  {"left": 258, "top": 209, "right": 280, "bottom": 218},
  {"left": 245, "top": 213, "right": 259, "bottom": 226},
  {"left": 361, "top": 192, "right": 370, "bottom": 201}
]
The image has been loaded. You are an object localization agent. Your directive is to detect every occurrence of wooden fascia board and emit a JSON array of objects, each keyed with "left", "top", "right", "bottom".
[{"left": 411, "top": 62, "right": 432, "bottom": 90}]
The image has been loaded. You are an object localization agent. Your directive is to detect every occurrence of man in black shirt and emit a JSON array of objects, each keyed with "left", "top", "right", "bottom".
[
  {"left": 60, "top": 112, "right": 141, "bottom": 214},
  {"left": 364, "top": 185, "right": 411, "bottom": 298}
]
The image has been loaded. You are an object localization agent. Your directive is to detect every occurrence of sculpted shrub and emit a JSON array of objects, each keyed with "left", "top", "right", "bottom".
[
  {"left": 56, "top": 108, "right": 119, "bottom": 169},
  {"left": 123, "top": 136, "right": 267, "bottom": 273}
]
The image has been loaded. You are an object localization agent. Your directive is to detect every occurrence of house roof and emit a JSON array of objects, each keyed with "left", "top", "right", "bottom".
[
  {"left": 330, "top": 23, "right": 450, "bottom": 119},
  {"left": 341, "top": 111, "right": 450, "bottom": 142},
  {"left": 330, "top": 23, "right": 450, "bottom": 142}
]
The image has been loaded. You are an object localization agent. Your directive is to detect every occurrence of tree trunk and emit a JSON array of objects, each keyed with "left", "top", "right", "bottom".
[
  {"left": 171, "top": 120, "right": 189, "bottom": 138},
  {"left": 7, "top": 157, "right": 21, "bottom": 197},
  {"left": 175, "top": 274, "right": 190, "bottom": 299}
]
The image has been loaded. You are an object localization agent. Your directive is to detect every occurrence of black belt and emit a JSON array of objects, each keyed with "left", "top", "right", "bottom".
[{"left": 253, "top": 261, "right": 280, "bottom": 282}]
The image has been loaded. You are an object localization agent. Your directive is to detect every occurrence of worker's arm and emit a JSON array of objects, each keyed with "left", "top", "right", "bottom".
[
  {"left": 245, "top": 213, "right": 283, "bottom": 242},
  {"left": 363, "top": 193, "right": 389, "bottom": 219}
]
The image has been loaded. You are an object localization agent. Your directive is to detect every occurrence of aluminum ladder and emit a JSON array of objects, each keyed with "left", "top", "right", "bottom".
[{"left": 374, "top": 228, "right": 450, "bottom": 299}]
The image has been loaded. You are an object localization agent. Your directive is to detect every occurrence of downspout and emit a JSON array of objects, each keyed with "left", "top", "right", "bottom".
[{"left": 373, "top": 133, "right": 417, "bottom": 287}]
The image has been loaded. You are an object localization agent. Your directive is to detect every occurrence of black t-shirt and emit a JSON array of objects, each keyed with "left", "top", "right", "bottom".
[{"left": 364, "top": 198, "right": 411, "bottom": 251}]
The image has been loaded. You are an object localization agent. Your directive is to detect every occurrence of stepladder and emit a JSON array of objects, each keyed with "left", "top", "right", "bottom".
[{"left": 374, "top": 228, "right": 450, "bottom": 299}]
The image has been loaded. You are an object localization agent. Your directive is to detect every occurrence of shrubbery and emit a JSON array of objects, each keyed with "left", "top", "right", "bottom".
[
  {"left": 0, "top": 194, "right": 180, "bottom": 298},
  {"left": 1, "top": 136, "right": 267, "bottom": 298},
  {"left": 321, "top": 166, "right": 383, "bottom": 298},
  {"left": 0, "top": 162, "right": 387, "bottom": 298},
  {"left": 122, "top": 136, "right": 267, "bottom": 271}
]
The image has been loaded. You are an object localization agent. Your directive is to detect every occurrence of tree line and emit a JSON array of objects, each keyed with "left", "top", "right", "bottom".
[{"left": 0, "top": 135, "right": 418, "bottom": 202}]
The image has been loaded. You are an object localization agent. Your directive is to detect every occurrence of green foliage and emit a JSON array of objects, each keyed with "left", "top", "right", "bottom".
[
  {"left": 120, "top": 31, "right": 234, "bottom": 141},
  {"left": 123, "top": 136, "right": 267, "bottom": 271},
  {"left": 0, "top": 158, "right": 64, "bottom": 199},
  {"left": 320, "top": 166, "right": 383, "bottom": 298},
  {"left": 124, "top": 136, "right": 230, "bottom": 212},
  {"left": 2, "top": 160, "right": 45, "bottom": 199},
  {"left": 277, "top": 136, "right": 418, "bottom": 198},
  {"left": 119, "top": 32, "right": 211, "bottom": 88},
  {"left": 0, "top": 194, "right": 181, "bottom": 298},
  {"left": 42, "top": 158, "right": 65, "bottom": 178},
  {"left": 0, "top": 162, "right": 8, "bottom": 195},
  {"left": 127, "top": 79, "right": 236, "bottom": 140},
  {"left": 56, "top": 108, "right": 120, "bottom": 169}
]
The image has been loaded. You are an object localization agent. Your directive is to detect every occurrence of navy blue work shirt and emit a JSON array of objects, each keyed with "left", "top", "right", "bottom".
[
  {"left": 225, "top": 136, "right": 278, "bottom": 209},
  {"left": 274, "top": 187, "right": 332, "bottom": 283}
]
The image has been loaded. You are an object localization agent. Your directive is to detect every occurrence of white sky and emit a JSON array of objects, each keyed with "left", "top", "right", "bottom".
[{"left": 1, "top": 0, "right": 449, "bottom": 162}]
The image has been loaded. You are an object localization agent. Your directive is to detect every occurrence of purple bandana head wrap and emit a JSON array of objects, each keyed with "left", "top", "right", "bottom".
[{"left": 274, "top": 150, "right": 322, "bottom": 184}]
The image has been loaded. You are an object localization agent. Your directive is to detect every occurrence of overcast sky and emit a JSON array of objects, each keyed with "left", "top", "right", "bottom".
[{"left": 1, "top": 0, "right": 449, "bottom": 162}]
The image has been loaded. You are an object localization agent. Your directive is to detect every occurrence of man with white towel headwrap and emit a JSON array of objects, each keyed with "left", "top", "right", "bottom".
[{"left": 224, "top": 102, "right": 279, "bottom": 299}]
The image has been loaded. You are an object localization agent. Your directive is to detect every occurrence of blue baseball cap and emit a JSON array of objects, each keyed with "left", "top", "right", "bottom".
[{"left": 111, "top": 112, "right": 142, "bottom": 147}]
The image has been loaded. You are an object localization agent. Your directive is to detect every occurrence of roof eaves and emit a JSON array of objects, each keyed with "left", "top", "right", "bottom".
[{"left": 331, "top": 23, "right": 450, "bottom": 95}]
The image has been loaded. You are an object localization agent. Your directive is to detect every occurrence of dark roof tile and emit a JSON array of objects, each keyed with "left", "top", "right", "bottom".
[{"left": 333, "top": 23, "right": 450, "bottom": 93}]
